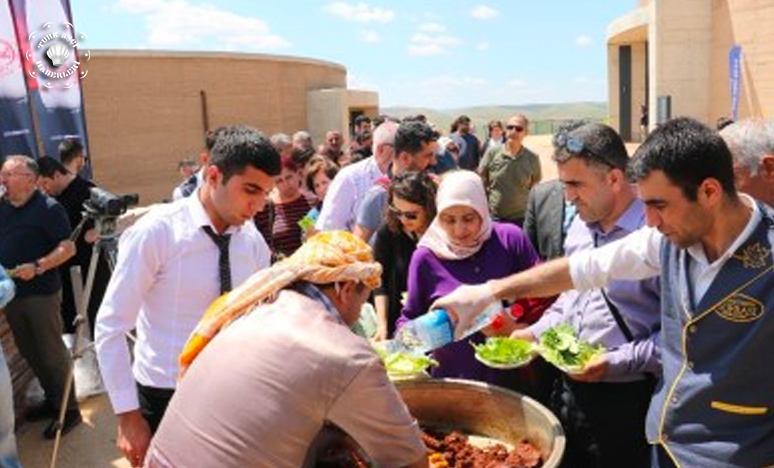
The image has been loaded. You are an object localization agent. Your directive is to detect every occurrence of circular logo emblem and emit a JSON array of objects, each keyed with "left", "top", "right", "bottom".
[
  {"left": 25, "top": 21, "right": 90, "bottom": 89},
  {"left": 0, "top": 39, "right": 17, "bottom": 77}
]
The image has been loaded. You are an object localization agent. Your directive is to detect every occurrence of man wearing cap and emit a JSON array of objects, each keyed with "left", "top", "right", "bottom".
[
  {"left": 148, "top": 232, "right": 428, "bottom": 468},
  {"left": 512, "top": 123, "right": 660, "bottom": 468},
  {"left": 478, "top": 113, "right": 542, "bottom": 227}
]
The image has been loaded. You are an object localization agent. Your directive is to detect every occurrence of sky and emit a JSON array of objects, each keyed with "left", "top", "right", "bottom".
[{"left": 68, "top": 1, "right": 637, "bottom": 109}]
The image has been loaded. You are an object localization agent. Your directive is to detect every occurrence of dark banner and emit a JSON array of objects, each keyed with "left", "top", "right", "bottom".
[
  {"left": 9, "top": 0, "right": 91, "bottom": 177},
  {"left": 0, "top": 0, "right": 36, "bottom": 159}
]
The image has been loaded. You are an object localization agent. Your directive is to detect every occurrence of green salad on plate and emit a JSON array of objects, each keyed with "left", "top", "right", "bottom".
[
  {"left": 538, "top": 324, "right": 605, "bottom": 374},
  {"left": 472, "top": 336, "right": 536, "bottom": 369}
]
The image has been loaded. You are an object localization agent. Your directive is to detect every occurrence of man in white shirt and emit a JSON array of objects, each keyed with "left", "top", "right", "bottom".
[
  {"left": 95, "top": 126, "right": 279, "bottom": 467},
  {"left": 434, "top": 117, "right": 774, "bottom": 468},
  {"left": 315, "top": 120, "right": 398, "bottom": 232}
]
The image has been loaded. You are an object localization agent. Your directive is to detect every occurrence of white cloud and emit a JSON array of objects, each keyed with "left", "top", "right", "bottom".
[
  {"left": 116, "top": 0, "right": 289, "bottom": 50},
  {"left": 507, "top": 78, "right": 528, "bottom": 88},
  {"left": 471, "top": 5, "right": 499, "bottom": 20},
  {"left": 575, "top": 34, "right": 593, "bottom": 48},
  {"left": 477, "top": 41, "right": 490, "bottom": 51},
  {"left": 419, "top": 22, "right": 446, "bottom": 33},
  {"left": 408, "top": 32, "right": 461, "bottom": 56},
  {"left": 360, "top": 30, "right": 380, "bottom": 43},
  {"left": 323, "top": 2, "right": 395, "bottom": 23}
]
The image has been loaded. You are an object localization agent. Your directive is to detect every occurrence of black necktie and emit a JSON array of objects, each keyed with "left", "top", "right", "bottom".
[{"left": 202, "top": 226, "right": 232, "bottom": 294}]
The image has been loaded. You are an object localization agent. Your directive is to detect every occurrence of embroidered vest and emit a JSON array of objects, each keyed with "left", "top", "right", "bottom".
[{"left": 649, "top": 205, "right": 774, "bottom": 468}]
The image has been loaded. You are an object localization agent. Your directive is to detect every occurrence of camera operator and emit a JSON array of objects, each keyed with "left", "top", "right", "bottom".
[
  {"left": 95, "top": 126, "right": 280, "bottom": 467},
  {"left": 37, "top": 157, "right": 111, "bottom": 339}
]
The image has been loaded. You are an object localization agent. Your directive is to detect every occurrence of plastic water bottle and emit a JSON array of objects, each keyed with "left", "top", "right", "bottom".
[{"left": 395, "top": 302, "right": 504, "bottom": 354}]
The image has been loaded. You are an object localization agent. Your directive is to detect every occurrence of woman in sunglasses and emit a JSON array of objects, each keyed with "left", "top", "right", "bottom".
[
  {"left": 397, "top": 170, "right": 554, "bottom": 398},
  {"left": 372, "top": 171, "right": 437, "bottom": 341}
]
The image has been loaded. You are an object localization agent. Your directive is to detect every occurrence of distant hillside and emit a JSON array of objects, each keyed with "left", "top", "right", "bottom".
[{"left": 382, "top": 102, "right": 608, "bottom": 135}]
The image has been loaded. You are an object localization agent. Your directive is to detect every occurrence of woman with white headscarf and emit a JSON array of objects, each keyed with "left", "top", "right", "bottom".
[{"left": 397, "top": 170, "right": 553, "bottom": 394}]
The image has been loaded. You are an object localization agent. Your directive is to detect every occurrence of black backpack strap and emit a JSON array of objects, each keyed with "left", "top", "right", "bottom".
[{"left": 599, "top": 288, "right": 634, "bottom": 342}]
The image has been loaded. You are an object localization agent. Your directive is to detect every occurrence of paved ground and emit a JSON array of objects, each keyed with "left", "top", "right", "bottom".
[
  {"left": 18, "top": 393, "right": 130, "bottom": 468},
  {"left": 15, "top": 133, "right": 640, "bottom": 468}
]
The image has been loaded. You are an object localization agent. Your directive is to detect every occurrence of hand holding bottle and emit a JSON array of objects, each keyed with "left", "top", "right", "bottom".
[{"left": 430, "top": 282, "right": 498, "bottom": 340}]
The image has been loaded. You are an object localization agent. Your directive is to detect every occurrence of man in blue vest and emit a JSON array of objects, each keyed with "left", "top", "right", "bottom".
[{"left": 435, "top": 117, "right": 774, "bottom": 468}]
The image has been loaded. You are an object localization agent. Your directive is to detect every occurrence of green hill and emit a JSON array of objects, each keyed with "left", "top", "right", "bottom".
[{"left": 382, "top": 102, "right": 608, "bottom": 135}]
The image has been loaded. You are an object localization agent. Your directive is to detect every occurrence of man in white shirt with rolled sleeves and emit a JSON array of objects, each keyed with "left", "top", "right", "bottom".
[
  {"left": 315, "top": 120, "right": 398, "bottom": 232},
  {"left": 95, "top": 126, "right": 280, "bottom": 468}
]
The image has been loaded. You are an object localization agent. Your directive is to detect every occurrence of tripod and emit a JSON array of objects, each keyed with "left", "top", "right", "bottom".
[{"left": 49, "top": 213, "right": 119, "bottom": 468}]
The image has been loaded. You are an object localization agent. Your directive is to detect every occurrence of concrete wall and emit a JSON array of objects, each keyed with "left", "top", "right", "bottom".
[
  {"left": 81, "top": 50, "right": 359, "bottom": 203},
  {"left": 609, "top": 0, "right": 774, "bottom": 134},
  {"left": 709, "top": 0, "right": 774, "bottom": 122},
  {"left": 650, "top": 0, "right": 713, "bottom": 125}
]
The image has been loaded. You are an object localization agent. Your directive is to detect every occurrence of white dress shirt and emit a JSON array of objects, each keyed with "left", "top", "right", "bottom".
[
  {"left": 95, "top": 193, "right": 270, "bottom": 414},
  {"left": 569, "top": 194, "right": 762, "bottom": 306},
  {"left": 314, "top": 156, "right": 383, "bottom": 231}
]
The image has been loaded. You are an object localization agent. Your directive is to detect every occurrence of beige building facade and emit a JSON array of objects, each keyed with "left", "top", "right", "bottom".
[
  {"left": 82, "top": 50, "right": 377, "bottom": 203},
  {"left": 607, "top": 0, "right": 774, "bottom": 141}
]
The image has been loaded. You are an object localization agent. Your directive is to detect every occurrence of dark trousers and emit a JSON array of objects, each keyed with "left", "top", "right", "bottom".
[
  {"left": 5, "top": 292, "right": 78, "bottom": 412},
  {"left": 137, "top": 383, "right": 174, "bottom": 433},
  {"left": 553, "top": 377, "right": 655, "bottom": 468}
]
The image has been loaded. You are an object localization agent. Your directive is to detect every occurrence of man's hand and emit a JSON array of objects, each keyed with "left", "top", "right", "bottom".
[
  {"left": 116, "top": 410, "right": 152, "bottom": 467},
  {"left": 567, "top": 354, "right": 609, "bottom": 383},
  {"left": 430, "top": 282, "right": 496, "bottom": 340},
  {"left": 9, "top": 263, "right": 35, "bottom": 281}
]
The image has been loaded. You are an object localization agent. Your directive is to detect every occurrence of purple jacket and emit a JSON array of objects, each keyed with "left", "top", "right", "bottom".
[{"left": 398, "top": 223, "right": 541, "bottom": 387}]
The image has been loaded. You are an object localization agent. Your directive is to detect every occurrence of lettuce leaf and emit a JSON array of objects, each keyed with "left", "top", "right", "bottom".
[{"left": 538, "top": 324, "right": 605, "bottom": 372}]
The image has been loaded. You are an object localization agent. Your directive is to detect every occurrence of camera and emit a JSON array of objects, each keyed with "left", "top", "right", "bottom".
[{"left": 84, "top": 187, "right": 139, "bottom": 217}]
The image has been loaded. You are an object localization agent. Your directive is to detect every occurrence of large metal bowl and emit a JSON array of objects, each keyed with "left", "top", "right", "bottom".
[{"left": 396, "top": 378, "right": 566, "bottom": 468}]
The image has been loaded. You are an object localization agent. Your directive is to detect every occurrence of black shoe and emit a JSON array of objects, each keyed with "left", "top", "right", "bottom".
[
  {"left": 43, "top": 409, "right": 82, "bottom": 439},
  {"left": 25, "top": 402, "right": 57, "bottom": 421}
]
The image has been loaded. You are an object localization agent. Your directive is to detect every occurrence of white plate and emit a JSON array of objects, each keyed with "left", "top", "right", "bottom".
[{"left": 474, "top": 351, "right": 536, "bottom": 370}]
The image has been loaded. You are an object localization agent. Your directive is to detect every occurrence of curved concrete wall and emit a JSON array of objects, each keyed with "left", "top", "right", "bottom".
[{"left": 82, "top": 50, "right": 347, "bottom": 203}]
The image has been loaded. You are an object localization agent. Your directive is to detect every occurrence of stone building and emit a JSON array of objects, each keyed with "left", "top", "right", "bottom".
[
  {"left": 82, "top": 50, "right": 377, "bottom": 202},
  {"left": 607, "top": 0, "right": 774, "bottom": 141}
]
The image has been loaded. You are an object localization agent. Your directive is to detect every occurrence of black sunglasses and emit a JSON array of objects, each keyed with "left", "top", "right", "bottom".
[
  {"left": 506, "top": 125, "right": 525, "bottom": 132},
  {"left": 389, "top": 206, "right": 419, "bottom": 220}
]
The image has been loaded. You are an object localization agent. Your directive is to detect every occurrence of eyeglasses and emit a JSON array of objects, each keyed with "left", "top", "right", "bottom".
[
  {"left": 506, "top": 125, "right": 525, "bottom": 132},
  {"left": 389, "top": 206, "right": 419, "bottom": 220}
]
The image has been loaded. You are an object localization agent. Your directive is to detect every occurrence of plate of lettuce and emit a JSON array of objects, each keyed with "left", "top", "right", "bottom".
[
  {"left": 538, "top": 324, "right": 605, "bottom": 374},
  {"left": 472, "top": 336, "right": 537, "bottom": 369}
]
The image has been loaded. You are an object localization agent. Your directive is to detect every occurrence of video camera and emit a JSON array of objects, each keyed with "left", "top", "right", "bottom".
[{"left": 84, "top": 187, "right": 139, "bottom": 217}]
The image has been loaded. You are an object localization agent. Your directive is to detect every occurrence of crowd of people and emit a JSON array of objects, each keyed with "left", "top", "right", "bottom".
[{"left": 1, "top": 112, "right": 773, "bottom": 468}]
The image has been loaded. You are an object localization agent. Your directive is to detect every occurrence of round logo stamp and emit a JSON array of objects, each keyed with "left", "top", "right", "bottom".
[
  {"left": 25, "top": 20, "right": 89, "bottom": 89},
  {"left": 0, "top": 38, "right": 17, "bottom": 77}
]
